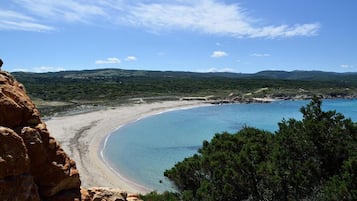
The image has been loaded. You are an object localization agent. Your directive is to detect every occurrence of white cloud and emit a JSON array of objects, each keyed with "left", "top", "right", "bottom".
[
  {"left": 198, "top": 67, "right": 235, "bottom": 73},
  {"left": 340, "top": 64, "right": 354, "bottom": 69},
  {"left": 13, "top": 66, "right": 65, "bottom": 72},
  {"left": 122, "top": 0, "right": 320, "bottom": 38},
  {"left": 3, "top": 0, "right": 320, "bottom": 38},
  {"left": 35, "top": 66, "right": 66, "bottom": 72},
  {"left": 95, "top": 57, "right": 121, "bottom": 64},
  {"left": 0, "top": 9, "right": 54, "bottom": 31},
  {"left": 125, "top": 56, "right": 137, "bottom": 61},
  {"left": 248, "top": 23, "right": 320, "bottom": 38},
  {"left": 0, "top": 0, "right": 107, "bottom": 31},
  {"left": 13, "top": 0, "right": 107, "bottom": 24},
  {"left": 211, "top": 51, "right": 228, "bottom": 58},
  {"left": 251, "top": 53, "right": 271, "bottom": 57}
]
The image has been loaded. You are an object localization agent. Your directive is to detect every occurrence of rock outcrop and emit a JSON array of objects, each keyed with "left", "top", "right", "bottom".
[
  {"left": 0, "top": 126, "right": 40, "bottom": 201},
  {"left": 81, "top": 187, "right": 128, "bottom": 201},
  {"left": 1, "top": 71, "right": 144, "bottom": 200},
  {"left": 0, "top": 71, "right": 81, "bottom": 200}
]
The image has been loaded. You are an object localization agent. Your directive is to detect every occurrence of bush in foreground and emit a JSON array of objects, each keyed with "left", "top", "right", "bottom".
[{"left": 143, "top": 98, "right": 357, "bottom": 201}]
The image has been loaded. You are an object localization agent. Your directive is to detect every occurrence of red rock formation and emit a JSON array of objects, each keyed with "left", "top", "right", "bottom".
[
  {"left": 0, "top": 71, "right": 81, "bottom": 200},
  {"left": 0, "top": 71, "right": 144, "bottom": 201},
  {"left": 81, "top": 187, "right": 128, "bottom": 201},
  {"left": 0, "top": 127, "right": 40, "bottom": 201},
  {"left": 0, "top": 72, "right": 40, "bottom": 128}
]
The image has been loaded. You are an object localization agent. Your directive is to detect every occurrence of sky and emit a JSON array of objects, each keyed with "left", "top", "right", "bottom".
[{"left": 0, "top": 0, "right": 356, "bottom": 73}]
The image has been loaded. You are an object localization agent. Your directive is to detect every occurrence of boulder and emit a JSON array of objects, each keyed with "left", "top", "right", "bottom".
[
  {"left": 0, "top": 126, "right": 40, "bottom": 201},
  {"left": 0, "top": 71, "right": 81, "bottom": 200},
  {"left": 81, "top": 187, "right": 130, "bottom": 201},
  {"left": 0, "top": 71, "right": 40, "bottom": 128},
  {"left": 20, "top": 124, "right": 81, "bottom": 197}
]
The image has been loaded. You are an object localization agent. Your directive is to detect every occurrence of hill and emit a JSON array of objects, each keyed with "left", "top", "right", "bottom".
[
  {"left": 255, "top": 70, "right": 357, "bottom": 83},
  {"left": 12, "top": 69, "right": 357, "bottom": 115}
]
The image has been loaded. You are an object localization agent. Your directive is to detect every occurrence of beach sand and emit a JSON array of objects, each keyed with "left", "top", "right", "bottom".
[{"left": 45, "top": 100, "right": 206, "bottom": 194}]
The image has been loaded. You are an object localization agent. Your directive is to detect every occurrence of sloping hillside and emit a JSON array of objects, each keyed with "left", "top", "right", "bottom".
[{"left": 12, "top": 69, "right": 357, "bottom": 115}]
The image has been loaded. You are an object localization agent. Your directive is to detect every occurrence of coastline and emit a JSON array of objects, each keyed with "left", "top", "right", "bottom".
[{"left": 45, "top": 100, "right": 207, "bottom": 194}]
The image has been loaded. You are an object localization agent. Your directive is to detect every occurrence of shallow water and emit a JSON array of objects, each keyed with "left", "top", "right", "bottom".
[{"left": 103, "top": 99, "right": 357, "bottom": 192}]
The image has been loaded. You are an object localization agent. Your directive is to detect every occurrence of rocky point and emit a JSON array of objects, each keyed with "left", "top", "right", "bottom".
[{"left": 0, "top": 71, "right": 141, "bottom": 200}]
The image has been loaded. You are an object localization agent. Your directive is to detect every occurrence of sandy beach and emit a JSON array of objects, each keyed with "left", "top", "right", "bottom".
[{"left": 45, "top": 100, "right": 206, "bottom": 194}]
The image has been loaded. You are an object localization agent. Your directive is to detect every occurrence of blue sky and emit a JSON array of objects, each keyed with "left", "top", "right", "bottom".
[{"left": 0, "top": 0, "right": 356, "bottom": 73}]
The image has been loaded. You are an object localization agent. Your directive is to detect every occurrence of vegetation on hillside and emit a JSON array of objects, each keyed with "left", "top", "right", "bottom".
[
  {"left": 141, "top": 98, "right": 357, "bottom": 201},
  {"left": 12, "top": 69, "right": 357, "bottom": 115}
]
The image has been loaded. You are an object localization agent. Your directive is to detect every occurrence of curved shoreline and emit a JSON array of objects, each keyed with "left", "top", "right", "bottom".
[
  {"left": 45, "top": 100, "right": 207, "bottom": 194},
  {"left": 99, "top": 130, "right": 153, "bottom": 193}
]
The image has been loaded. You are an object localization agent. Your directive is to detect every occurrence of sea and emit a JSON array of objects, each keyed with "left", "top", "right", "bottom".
[{"left": 102, "top": 99, "right": 357, "bottom": 192}]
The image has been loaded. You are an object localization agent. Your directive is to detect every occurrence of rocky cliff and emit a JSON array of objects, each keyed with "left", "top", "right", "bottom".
[{"left": 0, "top": 71, "right": 140, "bottom": 201}]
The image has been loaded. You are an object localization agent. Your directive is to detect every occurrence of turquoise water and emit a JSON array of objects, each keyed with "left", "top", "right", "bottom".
[{"left": 102, "top": 99, "right": 357, "bottom": 192}]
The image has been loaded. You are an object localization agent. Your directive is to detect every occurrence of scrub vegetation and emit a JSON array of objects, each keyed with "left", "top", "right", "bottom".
[
  {"left": 13, "top": 69, "right": 357, "bottom": 115},
  {"left": 143, "top": 98, "right": 357, "bottom": 201}
]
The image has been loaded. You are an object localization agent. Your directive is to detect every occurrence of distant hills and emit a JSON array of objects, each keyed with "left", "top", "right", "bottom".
[
  {"left": 13, "top": 68, "right": 357, "bottom": 81},
  {"left": 254, "top": 70, "right": 357, "bottom": 82},
  {"left": 11, "top": 68, "right": 357, "bottom": 115}
]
